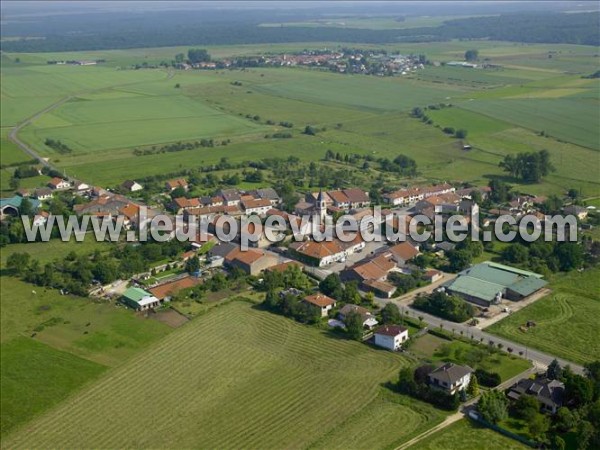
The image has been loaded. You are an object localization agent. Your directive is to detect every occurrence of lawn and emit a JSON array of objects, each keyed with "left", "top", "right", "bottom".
[
  {"left": 486, "top": 268, "right": 600, "bottom": 365},
  {"left": 411, "top": 332, "right": 531, "bottom": 382},
  {"left": 409, "top": 419, "right": 529, "bottom": 450},
  {"left": 1, "top": 300, "right": 445, "bottom": 449}
]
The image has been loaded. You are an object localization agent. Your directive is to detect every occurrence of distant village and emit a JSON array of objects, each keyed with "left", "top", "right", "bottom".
[{"left": 171, "top": 48, "right": 428, "bottom": 76}]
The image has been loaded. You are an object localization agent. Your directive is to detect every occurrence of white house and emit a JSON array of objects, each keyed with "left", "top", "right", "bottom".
[
  {"left": 428, "top": 363, "right": 473, "bottom": 394},
  {"left": 373, "top": 325, "right": 409, "bottom": 351},
  {"left": 122, "top": 180, "right": 143, "bottom": 192},
  {"left": 242, "top": 198, "right": 272, "bottom": 216},
  {"left": 48, "top": 177, "right": 70, "bottom": 190}
]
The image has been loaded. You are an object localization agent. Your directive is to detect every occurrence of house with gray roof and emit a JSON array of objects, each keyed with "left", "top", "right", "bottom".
[
  {"left": 428, "top": 363, "right": 473, "bottom": 395},
  {"left": 507, "top": 377, "right": 565, "bottom": 414}
]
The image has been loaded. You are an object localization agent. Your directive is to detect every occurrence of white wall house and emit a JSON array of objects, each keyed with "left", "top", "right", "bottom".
[
  {"left": 428, "top": 363, "right": 473, "bottom": 395},
  {"left": 373, "top": 325, "right": 409, "bottom": 351}
]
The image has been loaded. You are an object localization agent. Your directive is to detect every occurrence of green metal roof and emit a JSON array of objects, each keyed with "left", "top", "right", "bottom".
[
  {"left": 507, "top": 277, "right": 548, "bottom": 296},
  {"left": 448, "top": 261, "right": 546, "bottom": 303},
  {"left": 482, "top": 261, "right": 544, "bottom": 279},
  {"left": 462, "top": 264, "right": 519, "bottom": 286},
  {"left": 122, "top": 287, "right": 153, "bottom": 302},
  {"left": 446, "top": 275, "right": 504, "bottom": 302},
  {"left": 0, "top": 195, "right": 41, "bottom": 210}
]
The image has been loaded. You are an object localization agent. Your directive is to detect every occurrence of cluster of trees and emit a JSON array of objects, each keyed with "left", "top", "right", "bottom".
[
  {"left": 464, "top": 49, "right": 479, "bottom": 61},
  {"left": 12, "top": 165, "right": 39, "bottom": 179},
  {"left": 44, "top": 138, "right": 72, "bottom": 154},
  {"left": 132, "top": 138, "right": 222, "bottom": 157},
  {"left": 477, "top": 359, "right": 600, "bottom": 449},
  {"left": 475, "top": 368, "right": 502, "bottom": 387},
  {"left": 263, "top": 289, "right": 321, "bottom": 324},
  {"left": 4, "top": 10, "right": 598, "bottom": 54},
  {"left": 261, "top": 266, "right": 320, "bottom": 324},
  {"left": 503, "top": 241, "right": 584, "bottom": 273},
  {"left": 378, "top": 155, "right": 418, "bottom": 177},
  {"left": 447, "top": 239, "right": 484, "bottom": 272},
  {"left": 387, "top": 270, "right": 425, "bottom": 295},
  {"left": 413, "top": 290, "right": 476, "bottom": 323},
  {"left": 477, "top": 389, "right": 508, "bottom": 423},
  {"left": 319, "top": 273, "right": 363, "bottom": 305},
  {"left": 397, "top": 365, "right": 461, "bottom": 410},
  {"left": 175, "top": 48, "right": 211, "bottom": 64},
  {"left": 6, "top": 241, "right": 187, "bottom": 296},
  {"left": 499, "top": 150, "right": 554, "bottom": 183}
]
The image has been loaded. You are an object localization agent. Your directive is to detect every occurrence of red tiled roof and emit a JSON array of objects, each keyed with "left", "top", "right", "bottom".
[
  {"left": 389, "top": 242, "right": 419, "bottom": 261},
  {"left": 304, "top": 293, "right": 336, "bottom": 308},
  {"left": 149, "top": 276, "right": 201, "bottom": 300},
  {"left": 374, "top": 324, "right": 407, "bottom": 337}
]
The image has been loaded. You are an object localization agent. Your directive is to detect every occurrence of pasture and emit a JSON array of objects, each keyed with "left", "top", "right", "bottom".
[
  {"left": 1, "top": 300, "right": 446, "bottom": 449},
  {"left": 486, "top": 268, "right": 600, "bottom": 365},
  {"left": 408, "top": 419, "right": 529, "bottom": 450},
  {"left": 0, "top": 275, "right": 171, "bottom": 437}
]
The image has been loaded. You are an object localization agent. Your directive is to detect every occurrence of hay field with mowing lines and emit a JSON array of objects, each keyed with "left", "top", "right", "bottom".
[
  {"left": 486, "top": 268, "right": 600, "bottom": 365},
  {"left": 408, "top": 419, "right": 528, "bottom": 450},
  {"left": 2, "top": 301, "right": 444, "bottom": 449}
]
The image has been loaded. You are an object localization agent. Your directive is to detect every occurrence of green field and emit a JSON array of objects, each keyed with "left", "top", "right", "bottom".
[
  {"left": 0, "top": 276, "right": 171, "bottom": 437},
  {"left": 1, "top": 41, "right": 597, "bottom": 196},
  {"left": 408, "top": 419, "right": 529, "bottom": 450},
  {"left": 1, "top": 301, "right": 447, "bottom": 448},
  {"left": 487, "top": 268, "right": 600, "bottom": 365},
  {"left": 411, "top": 333, "right": 531, "bottom": 382},
  {"left": 1, "top": 337, "right": 106, "bottom": 435}
]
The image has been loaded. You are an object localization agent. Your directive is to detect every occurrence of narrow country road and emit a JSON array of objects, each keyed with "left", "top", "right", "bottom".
[
  {"left": 396, "top": 365, "right": 539, "bottom": 450},
  {"left": 8, "top": 96, "right": 73, "bottom": 171}
]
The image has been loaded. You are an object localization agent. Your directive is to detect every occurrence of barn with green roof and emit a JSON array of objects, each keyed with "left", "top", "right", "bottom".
[{"left": 443, "top": 261, "right": 547, "bottom": 307}]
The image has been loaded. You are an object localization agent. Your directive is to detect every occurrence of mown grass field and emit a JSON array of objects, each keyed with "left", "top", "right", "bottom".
[
  {"left": 2, "top": 301, "right": 446, "bottom": 449},
  {"left": 408, "top": 419, "right": 529, "bottom": 450},
  {"left": 486, "top": 268, "right": 600, "bottom": 365}
]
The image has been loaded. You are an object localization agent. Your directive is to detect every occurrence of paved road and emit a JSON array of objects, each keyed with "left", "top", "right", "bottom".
[{"left": 376, "top": 289, "right": 585, "bottom": 374}]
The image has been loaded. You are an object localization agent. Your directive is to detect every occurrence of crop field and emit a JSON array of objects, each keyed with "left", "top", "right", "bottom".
[
  {"left": 1, "top": 41, "right": 596, "bottom": 194},
  {"left": 486, "top": 268, "right": 600, "bottom": 365},
  {"left": 1, "top": 301, "right": 447, "bottom": 449},
  {"left": 460, "top": 97, "right": 599, "bottom": 150},
  {"left": 408, "top": 419, "right": 528, "bottom": 450}
]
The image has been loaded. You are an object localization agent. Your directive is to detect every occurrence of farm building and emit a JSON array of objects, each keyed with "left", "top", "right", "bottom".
[
  {"left": 121, "top": 287, "right": 161, "bottom": 311},
  {"left": 0, "top": 195, "right": 40, "bottom": 219},
  {"left": 149, "top": 276, "right": 201, "bottom": 302},
  {"left": 442, "top": 261, "right": 547, "bottom": 307}
]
